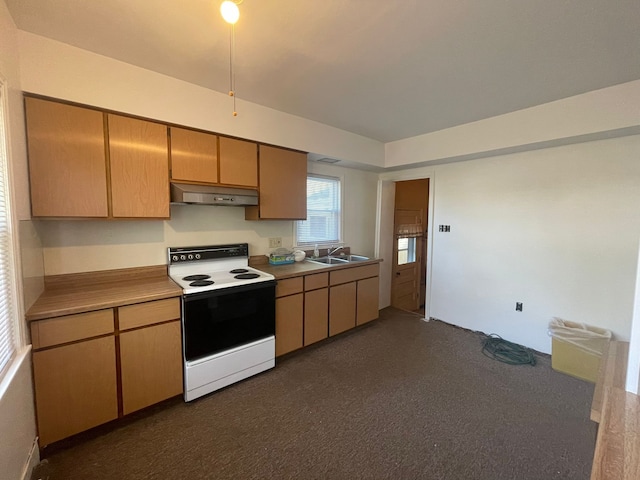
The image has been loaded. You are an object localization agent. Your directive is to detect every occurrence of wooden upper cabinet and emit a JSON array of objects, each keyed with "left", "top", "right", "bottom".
[
  {"left": 108, "top": 114, "right": 170, "bottom": 218},
  {"left": 219, "top": 137, "right": 258, "bottom": 187},
  {"left": 170, "top": 127, "right": 218, "bottom": 184},
  {"left": 246, "top": 145, "right": 307, "bottom": 220},
  {"left": 25, "top": 97, "right": 109, "bottom": 217}
]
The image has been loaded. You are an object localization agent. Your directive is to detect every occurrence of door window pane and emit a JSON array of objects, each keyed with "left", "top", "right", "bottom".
[{"left": 397, "top": 237, "right": 416, "bottom": 265}]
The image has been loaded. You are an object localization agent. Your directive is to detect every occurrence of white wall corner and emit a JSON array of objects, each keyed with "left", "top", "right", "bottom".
[
  {"left": 625, "top": 239, "right": 640, "bottom": 394},
  {"left": 20, "top": 438, "right": 40, "bottom": 480}
]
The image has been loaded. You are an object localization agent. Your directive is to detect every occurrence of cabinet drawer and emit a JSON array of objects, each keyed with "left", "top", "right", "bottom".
[
  {"left": 31, "top": 309, "right": 114, "bottom": 349},
  {"left": 305, "top": 272, "right": 328, "bottom": 291},
  {"left": 330, "top": 264, "right": 379, "bottom": 286},
  {"left": 119, "top": 297, "right": 181, "bottom": 331},
  {"left": 276, "top": 277, "right": 304, "bottom": 297}
]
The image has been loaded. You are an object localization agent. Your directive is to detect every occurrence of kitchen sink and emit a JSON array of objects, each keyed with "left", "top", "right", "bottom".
[
  {"left": 343, "top": 255, "right": 369, "bottom": 262},
  {"left": 306, "top": 254, "right": 370, "bottom": 265},
  {"left": 306, "top": 256, "right": 349, "bottom": 265}
]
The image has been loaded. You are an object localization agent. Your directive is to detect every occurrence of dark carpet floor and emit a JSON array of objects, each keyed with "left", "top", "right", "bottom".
[{"left": 32, "top": 307, "right": 596, "bottom": 480}]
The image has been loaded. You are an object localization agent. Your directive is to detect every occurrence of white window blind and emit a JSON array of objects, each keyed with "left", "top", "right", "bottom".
[
  {"left": 0, "top": 84, "right": 17, "bottom": 378},
  {"left": 296, "top": 175, "right": 341, "bottom": 245}
]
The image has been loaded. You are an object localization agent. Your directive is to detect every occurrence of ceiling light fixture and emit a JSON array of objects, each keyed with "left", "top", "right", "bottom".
[{"left": 220, "top": 0, "right": 243, "bottom": 116}]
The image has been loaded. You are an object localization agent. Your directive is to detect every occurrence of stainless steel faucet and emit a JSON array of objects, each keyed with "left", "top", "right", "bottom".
[{"left": 327, "top": 244, "right": 344, "bottom": 257}]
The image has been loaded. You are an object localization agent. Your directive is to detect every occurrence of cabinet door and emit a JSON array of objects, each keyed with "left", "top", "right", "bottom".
[
  {"left": 108, "top": 114, "right": 170, "bottom": 218},
  {"left": 25, "top": 97, "right": 108, "bottom": 217},
  {"left": 329, "top": 282, "right": 357, "bottom": 336},
  {"left": 170, "top": 127, "right": 218, "bottom": 184},
  {"left": 275, "top": 294, "right": 303, "bottom": 356},
  {"left": 305, "top": 287, "right": 328, "bottom": 345},
  {"left": 357, "top": 276, "right": 379, "bottom": 325},
  {"left": 219, "top": 137, "right": 258, "bottom": 187},
  {"left": 120, "top": 320, "right": 183, "bottom": 414},
  {"left": 33, "top": 336, "right": 118, "bottom": 446},
  {"left": 246, "top": 145, "right": 307, "bottom": 220}
]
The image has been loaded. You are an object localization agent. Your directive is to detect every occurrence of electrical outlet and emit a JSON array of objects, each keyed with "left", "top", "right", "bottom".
[
  {"left": 515, "top": 302, "right": 523, "bottom": 312},
  {"left": 269, "top": 237, "right": 282, "bottom": 248}
]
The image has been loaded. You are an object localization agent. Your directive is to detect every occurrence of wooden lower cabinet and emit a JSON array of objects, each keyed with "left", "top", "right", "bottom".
[
  {"left": 329, "top": 282, "right": 357, "bottom": 336},
  {"left": 357, "top": 276, "right": 380, "bottom": 325},
  {"left": 329, "top": 264, "right": 380, "bottom": 336},
  {"left": 275, "top": 294, "right": 304, "bottom": 356},
  {"left": 304, "top": 288, "right": 328, "bottom": 345},
  {"left": 120, "top": 320, "right": 183, "bottom": 414},
  {"left": 31, "top": 297, "right": 183, "bottom": 447},
  {"left": 32, "top": 336, "right": 119, "bottom": 446},
  {"left": 274, "top": 265, "right": 378, "bottom": 353}
]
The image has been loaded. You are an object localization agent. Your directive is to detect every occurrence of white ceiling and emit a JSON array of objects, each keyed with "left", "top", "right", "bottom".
[{"left": 6, "top": 0, "right": 640, "bottom": 143}]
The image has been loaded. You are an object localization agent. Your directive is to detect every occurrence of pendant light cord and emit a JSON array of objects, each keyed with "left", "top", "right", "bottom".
[{"left": 229, "top": 24, "right": 237, "bottom": 116}]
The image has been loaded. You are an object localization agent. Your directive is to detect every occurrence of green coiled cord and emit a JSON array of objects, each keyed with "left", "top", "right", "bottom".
[{"left": 482, "top": 334, "right": 537, "bottom": 366}]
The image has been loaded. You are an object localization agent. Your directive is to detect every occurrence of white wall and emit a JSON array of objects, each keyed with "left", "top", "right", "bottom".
[
  {"left": 385, "top": 79, "right": 640, "bottom": 168},
  {"left": 15, "top": 32, "right": 381, "bottom": 276},
  {"left": 13, "top": 9, "right": 640, "bottom": 369},
  {"left": 35, "top": 160, "right": 379, "bottom": 276},
  {"left": 307, "top": 161, "right": 379, "bottom": 258},
  {"left": 17, "top": 32, "right": 385, "bottom": 169},
  {"left": 0, "top": 1, "right": 39, "bottom": 478},
  {"left": 0, "top": 350, "right": 38, "bottom": 480},
  {"left": 382, "top": 136, "right": 640, "bottom": 354},
  {"left": 626, "top": 240, "right": 640, "bottom": 393}
]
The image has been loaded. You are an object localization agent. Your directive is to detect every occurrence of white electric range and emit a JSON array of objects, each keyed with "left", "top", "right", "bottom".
[{"left": 168, "top": 243, "right": 276, "bottom": 401}]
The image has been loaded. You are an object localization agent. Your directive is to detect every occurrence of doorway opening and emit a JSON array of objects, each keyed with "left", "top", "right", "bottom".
[{"left": 391, "top": 179, "right": 429, "bottom": 315}]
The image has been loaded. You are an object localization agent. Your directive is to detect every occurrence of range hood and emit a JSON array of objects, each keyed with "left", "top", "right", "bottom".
[{"left": 170, "top": 183, "right": 258, "bottom": 206}]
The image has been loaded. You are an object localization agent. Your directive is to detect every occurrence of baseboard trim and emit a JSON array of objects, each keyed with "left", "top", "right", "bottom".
[{"left": 20, "top": 438, "right": 40, "bottom": 480}]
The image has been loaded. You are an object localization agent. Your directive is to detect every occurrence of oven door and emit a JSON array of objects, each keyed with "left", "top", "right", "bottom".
[{"left": 182, "top": 280, "right": 276, "bottom": 362}]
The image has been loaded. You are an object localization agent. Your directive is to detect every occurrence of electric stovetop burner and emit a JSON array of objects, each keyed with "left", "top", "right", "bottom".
[
  {"left": 183, "top": 274, "right": 211, "bottom": 281},
  {"left": 189, "top": 280, "right": 215, "bottom": 287},
  {"left": 234, "top": 273, "right": 260, "bottom": 280},
  {"left": 230, "top": 268, "right": 248, "bottom": 274}
]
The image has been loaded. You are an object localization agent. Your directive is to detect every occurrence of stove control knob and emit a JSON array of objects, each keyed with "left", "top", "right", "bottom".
[
  {"left": 195, "top": 253, "right": 201, "bottom": 259},
  {"left": 171, "top": 255, "right": 178, "bottom": 262},
  {"left": 188, "top": 254, "right": 194, "bottom": 260},
  {"left": 180, "top": 255, "right": 186, "bottom": 261}
]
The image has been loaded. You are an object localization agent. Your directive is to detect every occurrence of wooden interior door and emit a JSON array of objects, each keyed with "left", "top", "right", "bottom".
[{"left": 391, "top": 209, "right": 423, "bottom": 311}]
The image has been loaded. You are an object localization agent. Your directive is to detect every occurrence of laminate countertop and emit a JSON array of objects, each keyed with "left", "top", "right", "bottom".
[
  {"left": 25, "top": 265, "right": 182, "bottom": 322},
  {"left": 26, "top": 259, "right": 383, "bottom": 321},
  {"left": 250, "top": 257, "right": 382, "bottom": 280}
]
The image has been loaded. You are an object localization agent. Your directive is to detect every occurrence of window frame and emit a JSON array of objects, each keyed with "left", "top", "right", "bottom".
[
  {"left": 294, "top": 173, "right": 343, "bottom": 248},
  {"left": 0, "top": 76, "right": 24, "bottom": 384}
]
